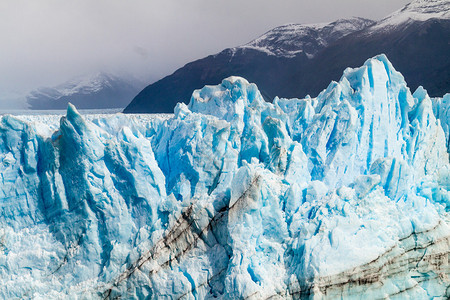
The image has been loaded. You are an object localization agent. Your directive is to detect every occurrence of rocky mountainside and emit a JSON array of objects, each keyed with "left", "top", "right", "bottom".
[
  {"left": 124, "top": 0, "right": 450, "bottom": 113},
  {"left": 27, "top": 73, "right": 143, "bottom": 110}
]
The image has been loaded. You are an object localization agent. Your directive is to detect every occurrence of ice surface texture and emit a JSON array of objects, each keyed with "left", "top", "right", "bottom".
[{"left": 1, "top": 55, "right": 449, "bottom": 299}]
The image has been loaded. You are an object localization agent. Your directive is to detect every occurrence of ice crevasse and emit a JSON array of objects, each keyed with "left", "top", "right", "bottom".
[{"left": 0, "top": 54, "right": 449, "bottom": 299}]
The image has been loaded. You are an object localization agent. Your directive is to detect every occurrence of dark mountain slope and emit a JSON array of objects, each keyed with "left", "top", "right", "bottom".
[
  {"left": 124, "top": 49, "right": 307, "bottom": 113},
  {"left": 124, "top": 0, "right": 450, "bottom": 113},
  {"left": 124, "top": 18, "right": 374, "bottom": 113},
  {"left": 297, "top": 18, "right": 450, "bottom": 98}
]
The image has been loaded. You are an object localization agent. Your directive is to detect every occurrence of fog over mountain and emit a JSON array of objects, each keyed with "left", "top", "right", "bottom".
[
  {"left": 0, "top": 0, "right": 410, "bottom": 109},
  {"left": 26, "top": 73, "right": 145, "bottom": 110}
]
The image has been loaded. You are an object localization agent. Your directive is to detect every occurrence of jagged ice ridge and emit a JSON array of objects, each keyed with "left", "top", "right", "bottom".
[{"left": 0, "top": 55, "right": 449, "bottom": 299}]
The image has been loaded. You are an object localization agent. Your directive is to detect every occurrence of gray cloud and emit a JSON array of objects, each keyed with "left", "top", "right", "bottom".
[{"left": 0, "top": 0, "right": 411, "bottom": 108}]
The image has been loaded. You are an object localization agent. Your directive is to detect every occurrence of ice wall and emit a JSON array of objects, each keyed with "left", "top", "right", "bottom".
[
  {"left": 0, "top": 55, "right": 449, "bottom": 299},
  {"left": 433, "top": 93, "right": 450, "bottom": 153}
]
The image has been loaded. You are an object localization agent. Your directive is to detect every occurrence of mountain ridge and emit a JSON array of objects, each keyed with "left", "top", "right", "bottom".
[{"left": 238, "top": 17, "right": 375, "bottom": 58}]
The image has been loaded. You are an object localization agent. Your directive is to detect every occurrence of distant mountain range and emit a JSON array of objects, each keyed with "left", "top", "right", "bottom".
[
  {"left": 27, "top": 73, "right": 144, "bottom": 110},
  {"left": 124, "top": 0, "right": 450, "bottom": 113}
]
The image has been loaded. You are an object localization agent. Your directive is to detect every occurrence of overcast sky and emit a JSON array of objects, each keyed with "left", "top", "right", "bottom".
[{"left": 0, "top": 0, "right": 411, "bottom": 107}]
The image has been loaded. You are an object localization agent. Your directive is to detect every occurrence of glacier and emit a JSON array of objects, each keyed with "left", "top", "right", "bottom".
[{"left": 1, "top": 54, "right": 449, "bottom": 299}]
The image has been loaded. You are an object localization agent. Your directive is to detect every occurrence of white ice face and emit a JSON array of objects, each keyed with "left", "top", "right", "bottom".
[{"left": 0, "top": 55, "right": 449, "bottom": 299}]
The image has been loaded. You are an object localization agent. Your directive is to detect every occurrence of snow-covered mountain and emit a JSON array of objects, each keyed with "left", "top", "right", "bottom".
[
  {"left": 241, "top": 0, "right": 449, "bottom": 56},
  {"left": 125, "top": 0, "right": 450, "bottom": 113},
  {"left": 1, "top": 55, "right": 449, "bottom": 298},
  {"left": 238, "top": 17, "right": 374, "bottom": 58},
  {"left": 371, "top": 0, "right": 450, "bottom": 31},
  {"left": 27, "top": 73, "right": 144, "bottom": 110}
]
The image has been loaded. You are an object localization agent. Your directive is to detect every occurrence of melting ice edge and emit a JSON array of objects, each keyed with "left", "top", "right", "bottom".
[{"left": 1, "top": 55, "right": 450, "bottom": 299}]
